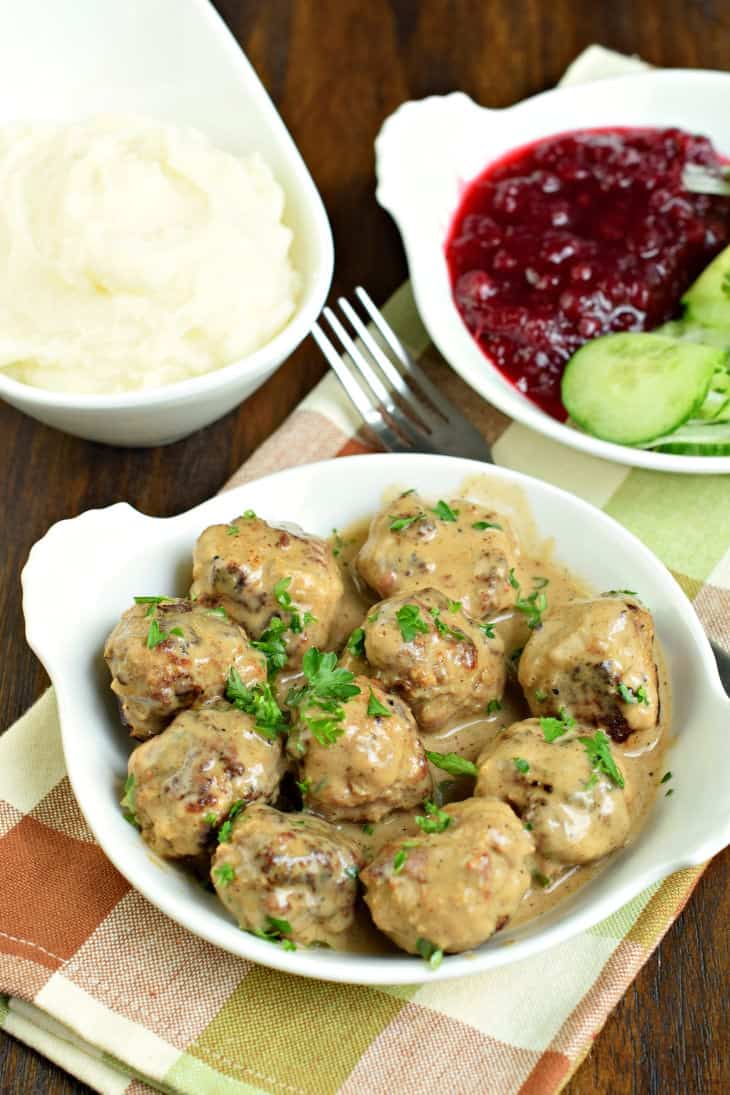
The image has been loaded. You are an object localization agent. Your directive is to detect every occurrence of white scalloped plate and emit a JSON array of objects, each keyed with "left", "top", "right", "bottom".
[
  {"left": 22, "top": 454, "right": 730, "bottom": 983},
  {"left": 375, "top": 70, "right": 730, "bottom": 474}
]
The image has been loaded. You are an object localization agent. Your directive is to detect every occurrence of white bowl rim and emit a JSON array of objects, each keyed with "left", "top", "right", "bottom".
[
  {"left": 375, "top": 68, "right": 730, "bottom": 475},
  {"left": 0, "top": 0, "right": 334, "bottom": 411},
  {"left": 21, "top": 453, "right": 730, "bottom": 984}
]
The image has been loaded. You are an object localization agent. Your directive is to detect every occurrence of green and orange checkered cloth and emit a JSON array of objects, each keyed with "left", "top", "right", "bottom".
[{"left": 2, "top": 46, "right": 730, "bottom": 1095}]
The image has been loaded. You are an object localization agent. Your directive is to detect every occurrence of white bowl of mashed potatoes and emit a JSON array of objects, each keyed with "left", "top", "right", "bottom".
[{"left": 0, "top": 2, "right": 333, "bottom": 446}]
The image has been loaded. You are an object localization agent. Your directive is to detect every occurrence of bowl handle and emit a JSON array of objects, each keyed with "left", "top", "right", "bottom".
[{"left": 375, "top": 92, "right": 492, "bottom": 234}]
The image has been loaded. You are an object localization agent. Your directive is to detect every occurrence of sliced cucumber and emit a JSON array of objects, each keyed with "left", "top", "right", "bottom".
[
  {"left": 655, "top": 317, "right": 730, "bottom": 350},
  {"left": 640, "top": 420, "right": 730, "bottom": 454},
  {"left": 562, "top": 333, "right": 726, "bottom": 445},
  {"left": 681, "top": 243, "right": 730, "bottom": 330}
]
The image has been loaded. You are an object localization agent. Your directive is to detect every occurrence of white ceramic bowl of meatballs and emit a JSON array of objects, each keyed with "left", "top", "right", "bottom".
[{"left": 21, "top": 454, "right": 730, "bottom": 984}]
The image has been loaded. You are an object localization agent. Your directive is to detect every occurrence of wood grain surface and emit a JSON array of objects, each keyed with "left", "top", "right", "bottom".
[{"left": 1, "top": 2, "right": 729, "bottom": 1092}]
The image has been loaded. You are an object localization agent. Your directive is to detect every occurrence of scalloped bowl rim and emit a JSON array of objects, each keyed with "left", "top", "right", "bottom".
[{"left": 21, "top": 454, "right": 730, "bottom": 983}]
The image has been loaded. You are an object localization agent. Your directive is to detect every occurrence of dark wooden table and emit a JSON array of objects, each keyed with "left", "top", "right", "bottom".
[{"left": 1, "top": 2, "right": 729, "bottom": 1091}]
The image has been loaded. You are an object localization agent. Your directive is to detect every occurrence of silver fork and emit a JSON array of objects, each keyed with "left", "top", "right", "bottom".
[{"left": 311, "top": 286, "right": 492, "bottom": 462}]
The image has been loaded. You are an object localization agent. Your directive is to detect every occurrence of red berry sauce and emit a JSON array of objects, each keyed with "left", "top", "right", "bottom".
[{"left": 445, "top": 128, "right": 730, "bottom": 420}]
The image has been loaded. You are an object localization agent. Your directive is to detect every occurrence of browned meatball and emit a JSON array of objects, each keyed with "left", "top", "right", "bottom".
[
  {"left": 361, "top": 797, "right": 533, "bottom": 955},
  {"left": 476, "top": 718, "right": 632, "bottom": 868},
  {"left": 356, "top": 492, "right": 521, "bottom": 617},
  {"left": 361, "top": 589, "right": 505, "bottom": 732},
  {"left": 125, "top": 702, "right": 286, "bottom": 860},
  {"left": 211, "top": 803, "right": 362, "bottom": 945},
  {"left": 190, "top": 513, "right": 343, "bottom": 669},
  {"left": 287, "top": 675, "right": 431, "bottom": 822},
  {"left": 105, "top": 600, "right": 266, "bottom": 740},
  {"left": 518, "top": 597, "right": 659, "bottom": 742}
]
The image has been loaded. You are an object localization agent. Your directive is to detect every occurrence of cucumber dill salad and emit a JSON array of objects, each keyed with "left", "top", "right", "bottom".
[{"left": 562, "top": 243, "right": 730, "bottom": 455}]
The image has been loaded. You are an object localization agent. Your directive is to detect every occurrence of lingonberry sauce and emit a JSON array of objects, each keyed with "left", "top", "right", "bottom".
[{"left": 446, "top": 127, "right": 730, "bottom": 419}]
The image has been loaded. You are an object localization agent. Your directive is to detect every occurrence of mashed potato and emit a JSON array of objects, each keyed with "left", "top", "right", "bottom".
[{"left": 0, "top": 116, "right": 299, "bottom": 392}]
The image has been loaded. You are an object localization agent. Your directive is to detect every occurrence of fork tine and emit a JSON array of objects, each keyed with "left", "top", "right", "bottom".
[
  {"left": 310, "top": 322, "right": 405, "bottom": 452},
  {"left": 337, "top": 297, "right": 435, "bottom": 431},
  {"left": 355, "top": 286, "right": 453, "bottom": 418},
  {"left": 322, "top": 308, "right": 438, "bottom": 451}
]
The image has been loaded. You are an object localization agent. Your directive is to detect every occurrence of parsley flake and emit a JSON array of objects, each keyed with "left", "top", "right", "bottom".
[
  {"left": 415, "top": 800, "right": 451, "bottom": 834},
  {"left": 332, "top": 528, "right": 344, "bottom": 557},
  {"left": 213, "top": 863, "right": 236, "bottom": 887},
  {"left": 486, "top": 699, "right": 502, "bottom": 715},
  {"left": 392, "top": 847, "right": 409, "bottom": 873},
  {"left": 120, "top": 773, "right": 139, "bottom": 829},
  {"left": 617, "top": 681, "right": 650, "bottom": 706},
  {"left": 362, "top": 823, "right": 374, "bottom": 835},
  {"left": 532, "top": 576, "right": 549, "bottom": 589},
  {"left": 207, "top": 606, "right": 228, "bottom": 619},
  {"left": 367, "top": 689, "right": 391, "bottom": 718},
  {"left": 429, "top": 605, "right": 467, "bottom": 642},
  {"left": 660, "top": 771, "right": 673, "bottom": 784},
  {"left": 425, "top": 750, "right": 478, "bottom": 778},
  {"left": 274, "top": 576, "right": 293, "bottom": 609},
  {"left": 218, "top": 800, "right": 246, "bottom": 843},
  {"left": 296, "top": 778, "right": 311, "bottom": 797},
  {"left": 540, "top": 709, "right": 575, "bottom": 742},
  {"left": 480, "top": 621, "right": 497, "bottom": 639},
  {"left": 251, "top": 616, "right": 288, "bottom": 679},
  {"left": 508, "top": 568, "right": 520, "bottom": 590},
  {"left": 227, "top": 524, "right": 239, "bottom": 536},
  {"left": 396, "top": 603, "right": 429, "bottom": 643},
  {"left": 513, "top": 757, "right": 530, "bottom": 774},
  {"left": 416, "top": 937, "right": 444, "bottom": 970},
  {"left": 534, "top": 689, "right": 548, "bottom": 702},
  {"left": 431, "top": 500, "right": 459, "bottom": 522},
  {"left": 389, "top": 512, "right": 426, "bottom": 532},
  {"left": 472, "top": 520, "right": 502, "bottom": 531},
  {"left": 532, "top": 870, "right": 551, "bottom": 889},
  {"left": 225, "top": 667, "right": 288, "bottom": 739},
  {"left": 286, "top": 649, "right": 360, "bottom": 747},
  {"left": 251, "top": 915, "right": 295, "bottom": 949},
  {"left": 579, "top": 731, "right": 625, "bottom": 789},
  {"left": 346, "top": 627, "right": 366, "bottom": 658}
]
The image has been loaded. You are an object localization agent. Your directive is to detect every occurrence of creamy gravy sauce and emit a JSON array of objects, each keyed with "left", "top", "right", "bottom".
[{"left": 322, "top": 479, "right": 670, "bottom": 954}]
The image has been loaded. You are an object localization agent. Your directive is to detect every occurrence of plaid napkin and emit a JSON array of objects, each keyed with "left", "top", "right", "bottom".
[{"left": 3, "top": 45, "right": 730, "bottom": 1095}]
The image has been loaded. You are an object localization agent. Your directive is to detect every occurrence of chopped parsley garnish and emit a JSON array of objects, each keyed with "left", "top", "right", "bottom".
[
  {"left": 251, "top": 915, "right": 295, "bottom": 950},
  {"left": 362, "top": 822, "right": 374, "bottom": 835},
  {"left": 204, "top": 812, "right": 218, "bottom": 827},
  {"left": 146, "top": 618, "right": 183, "bottom": 649},
  {"left": 416, "top": 937, "right": 443, "bottom": 970},
  {"left": 213, "top": 863, "right": 236, "bottom": 887},
  {"left": 617, "top": 681, "right": 650, "bottom": 706},
  {"left": 396, "top": 603, "right": 430, "bottom": 643},
  {"left": 274, "top": 576, "right": 293, "bottom": 609},
  {"left": 227, "top": 524, "right": 239, "bottom": 536},
  {"left": 251, "top": 615, "right": 288, "bottom": 679},
  {"left": 524, "top": 821, "right": 533, "bottom": 832},
  {"left": 579, "top": 730, "right": 625, "bottom": 789},
  {"left": 389, "top": 512, "right": 426, "bottom": 532},
  {"left": 392, "top": 847, "right": 409, "bottom": 873},
  {"left": 400, "top": 488, "right": 416, "bottom": 497},
  {"left": 665, "top": 788, "right": 674, "bottom": 797},
  {"left": 425, "top": 750, "right": 478, "bottom": 778},
  {"left": 486, "top": 699, "right": 502, "bottom": 715},
  {"left": 346, "top": 627, "right": 366, "bottom": 658},
  {"left": 532, "top": 870, "right": 551, "bottom": 889},
  {"left": 225, "top": 667, "right": 288, "bottom": 739},
  {"left": 332, "top": 528, "right": 344, "bottom": 557},
  {"left": 448, "top": 600, "right": 462, "bottom": 613},
  {"left": 415, "top": 800, "right": 451, "bottom": 834},
  {"left": 286, "top": 648, "right": 361, "bottom": 747},
  {"left": 120, "top": 773, "right": 139, "bottom": 829},
  {"left": 513, "top": 757, "right": 530, "bottom": 774},
  {"left": 534, "top": 689, "right": 548, "bottom": 702},
  {"left": 480, "top": 621, "right": 496, "bottom": 639},
  {"left": 604, "top": 589, "right": 638, "bottom": 598},
  {"left": 207, "top": 606, "right": 228, "bottom": 619},
  {"left": 296, "top": 778, "right": 311, "bottom": 797},
  {"left": 660, "top": 771, "right": 673, "bottom": 784},
  {"left": 217, "top": 800, "right": 246, "bottom": 843},
  {"left": 532, "top": 576, "right": 549, "bottom": 589},
  {"left": 472, "top": 520, "right": 502, "bottom": 531},
  {"left": 431, "top": 500, "right": 459, "bottom": 522},
  {"left": 511, "top": 572, "right": 547, "bottom": 630},
  {"left": 243, "top": 509, "right": 256, "bottom": 519},
  {"left": 367, "top": 689, "right": 391, "bottom": 718},
  {"left": 134, "top": 594, "right": 173, "bottom": 615},
  {"left": 367, "top": 610, "right": 380, "bottom": 623},
  {"left": 429, "top": 606, "right": 467, "bottom": 642},
  {"left": 540, "top": 709, "right": 575, "bottom": 742}
]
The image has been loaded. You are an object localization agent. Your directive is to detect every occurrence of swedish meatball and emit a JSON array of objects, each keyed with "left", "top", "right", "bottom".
[
  {"left": 518, "top": 597, "right": 659, "bottom": 742},
  {"left": 361, "top": 589, "right": 505, "bottom": 731},
  {"left": 126, "top": 702, "right": 286, "bottom": 860},
  {"left": 361, "top": 797, "right": 533, "bottom": 954},
  {"left": 356, "top": 492, "right": 520, "bottom": 617},
  {"left": 105, "top": 600, "right": 266, "bottom": 740},
  {"left": 288, "top": 675, "right": 431, "bottom": 821},
  {"left": 211, "top": 803, "right": 362, "bottom": 945},
  {"left": 476, "top": 718, "right": 632, "bottom": 868},
  {"left": 190, "top": 514, "right": 343, "bottom": 669}
]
